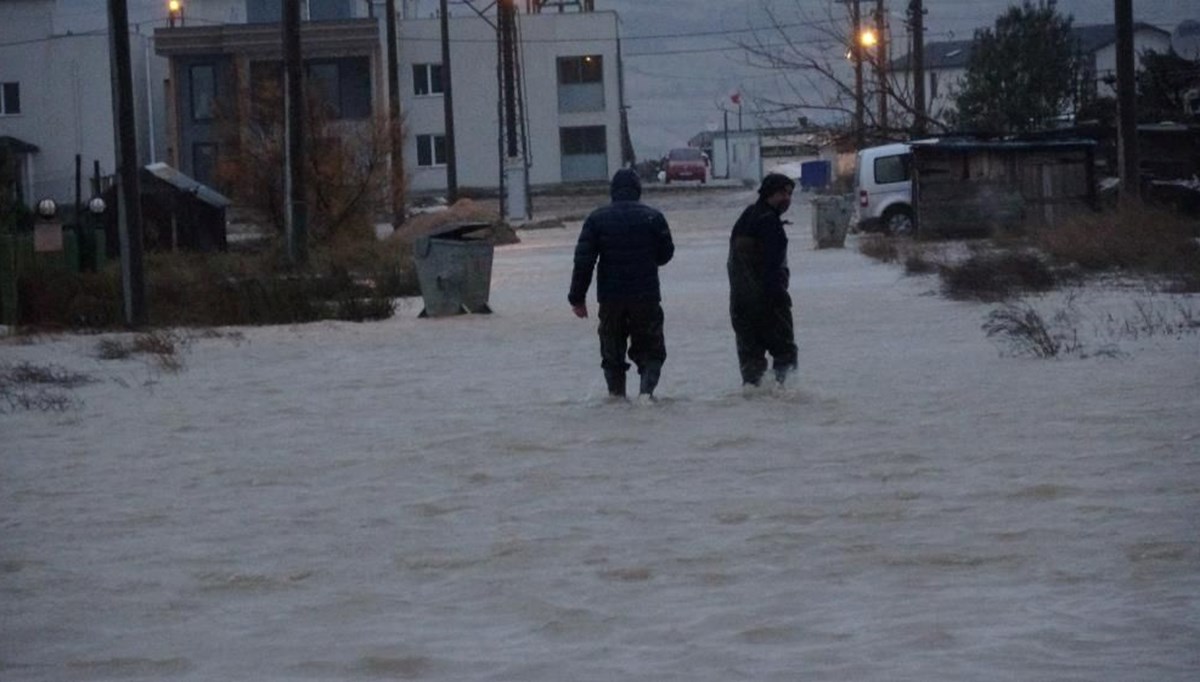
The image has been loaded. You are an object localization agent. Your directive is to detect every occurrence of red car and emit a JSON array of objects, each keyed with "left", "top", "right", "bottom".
[{"left": 664, "top": 148, "right": 708, "bottom": 184}]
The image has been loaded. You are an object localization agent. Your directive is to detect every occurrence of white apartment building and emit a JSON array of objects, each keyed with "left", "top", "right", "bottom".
[{"left": 1, "top": 0, "right": 625, "bottom": 210}]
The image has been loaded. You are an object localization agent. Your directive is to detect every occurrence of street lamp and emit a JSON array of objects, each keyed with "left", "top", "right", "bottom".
[
  {"left": 167, "top": 0, "right": 184, "bottom": 28},
  {"left": 36, "top": 198, "right": 57, "bottom": 220},
  {"left": 859, "top": 28, "right": 878, "bottom": 48}
]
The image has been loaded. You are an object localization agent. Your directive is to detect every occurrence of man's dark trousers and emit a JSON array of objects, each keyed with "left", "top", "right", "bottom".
[
  {"left": 599, "top": 301, "right": 665, "bottom": 396},
  {"left": 731, "top": 300, "right": 796, "bottom": 386}
]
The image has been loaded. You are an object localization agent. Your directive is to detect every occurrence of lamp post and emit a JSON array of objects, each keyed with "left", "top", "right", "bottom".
[{"left": 167, "top": 0, "right": 183, "bottom": 27}]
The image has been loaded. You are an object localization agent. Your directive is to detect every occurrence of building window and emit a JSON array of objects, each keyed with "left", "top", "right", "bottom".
[
  {"left": 558, "top": 55, "right": 603, "bottom": 85},
  {"left": 557, "top": 55, "right": 604, "bottom": 113},
  {"left": 0, "top": 82, "right": 19, "bottom": 115},
  {"left": 306, "top": 57, "right": 371, "bottom": 119},
  {"left": 413, "top": 63, "right": 444, "bottom": 96},
  {"left": 560, "top": 125, "right": 607, "bottom": 181},
  {"left": 416, "top": 134, "right": 447, "bottom": 167},
  {"left": 308, "top": 0, "right": 352, "bottom": 20},
  {"left": 246, "top": 0, "right": 282, "bottom": 23},
  {"left": 190, "top": 64, "right": 216, "bottom": 122}
]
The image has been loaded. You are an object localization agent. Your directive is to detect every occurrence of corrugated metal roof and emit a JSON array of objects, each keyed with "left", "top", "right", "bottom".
[
  {"left": 910, "top": 137, "right": 1096, "bottom": 151},
  {"left": 143, "top": 162, "right": 231, "bottom": 208}
]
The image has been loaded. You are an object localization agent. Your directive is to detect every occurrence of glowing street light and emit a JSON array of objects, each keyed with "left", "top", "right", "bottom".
[
  {"left": 859, "top": 28, "right": 878, "bottom": 48},
  {"left": 167, "top": 0, "right": 184, "bottom": 28}
]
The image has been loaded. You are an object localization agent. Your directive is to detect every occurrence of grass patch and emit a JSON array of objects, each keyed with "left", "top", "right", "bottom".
[{"left": 1035, "top": 203, "right": 1200, "bottom": 280}]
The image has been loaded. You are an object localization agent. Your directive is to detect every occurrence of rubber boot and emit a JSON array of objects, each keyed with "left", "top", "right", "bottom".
[
  {"left": 639, "top": 367, "right": 661, "bottom": 397},
  {"left": 604, "top": 370, "right": 627, "bottom": 399}
]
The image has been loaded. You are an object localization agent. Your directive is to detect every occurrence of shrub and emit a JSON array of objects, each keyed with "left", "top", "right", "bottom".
[
  {"left": 1036, "top": 203, "right": 1200, "bottom": 275},
  {"left": 939, "top": 250, "right": 1057, "bottom": 301},
  {"left": 858, "top": 235, "right": 899, "bottom": 263}
]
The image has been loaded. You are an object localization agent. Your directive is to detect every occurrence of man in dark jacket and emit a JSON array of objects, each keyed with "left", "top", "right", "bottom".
[
  {"left": 569, "top": 168, "right": 675, "bottom": 399},
  {"left": 728, "top": 172, "right": 798, "bottom": 387}
]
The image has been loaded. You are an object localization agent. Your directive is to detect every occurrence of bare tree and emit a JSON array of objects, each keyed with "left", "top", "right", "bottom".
[{"left": 735, "top": 0, "right": 949, "bottom": 139}]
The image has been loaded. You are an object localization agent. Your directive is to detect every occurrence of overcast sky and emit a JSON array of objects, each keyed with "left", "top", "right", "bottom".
[{"left": 597, "top": 0, "right": 1199, "bottom": 158}]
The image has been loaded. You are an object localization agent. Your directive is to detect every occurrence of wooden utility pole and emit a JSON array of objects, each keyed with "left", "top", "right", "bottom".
[
  {"left": 440, "top": 0, "right": 458, "bottom": 203},
  {"left": 386, "top": 0, "right": 406, "bottom": 225},
  {"left": 283, "top": 0, "right": 307, "bottom": 265},
  {"left": 851, "top": 0, "right": 865, "bottom": 148},
  {"left": 1115, "top": 0, "right": 1139, "bottom": 203},
  {"left": 909, "top": 0, "right": 926, "bottom": 136},
  {"left": 106, "top": 0, "right": 146, "bottom": 326},
  {"left": 875, "top": 0, "right": 887, "bottom": 133}
]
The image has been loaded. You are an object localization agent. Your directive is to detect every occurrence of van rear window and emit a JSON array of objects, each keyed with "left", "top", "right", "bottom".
[{"left": 874, "top": 153, "right": 911, "bottom": 184}]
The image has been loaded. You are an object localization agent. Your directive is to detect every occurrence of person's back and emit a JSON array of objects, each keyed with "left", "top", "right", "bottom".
[
  {"left": 569, "top": 169, "right": 674, "bottom": 400},
  {"left": 571, "top": 171, "right": 673, "bottom": 305}
]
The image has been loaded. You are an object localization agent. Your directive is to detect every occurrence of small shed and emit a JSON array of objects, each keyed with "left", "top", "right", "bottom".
[
  {"left": 710, "top": 131, "right": 763, "bottom": 184},
  {"left": 910, "top": 138, "right": 1097, "bottom": 237},
  {"left": 101, "top": 163, "right": 231, "bottom": 255}
]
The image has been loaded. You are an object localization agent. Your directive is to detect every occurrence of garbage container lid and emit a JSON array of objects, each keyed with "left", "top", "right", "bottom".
[{"left": 423, "top": 221, "right": 493, "bottom": 241}]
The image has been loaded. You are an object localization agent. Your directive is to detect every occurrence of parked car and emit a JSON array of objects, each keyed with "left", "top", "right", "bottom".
[
  {"left": 664, "top": 147, "right": 708, "bottom": 184},
  {"left": 854, "top": 142, "right": 913, "bottom": 235}
]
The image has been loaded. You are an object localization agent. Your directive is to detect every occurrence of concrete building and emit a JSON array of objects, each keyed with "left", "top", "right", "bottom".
[
  {"left": 1, "top": 0, "right": 625, "bottom": 214},
  {"left": 0, "top": 0, "right": 169, "bottom": 209}
]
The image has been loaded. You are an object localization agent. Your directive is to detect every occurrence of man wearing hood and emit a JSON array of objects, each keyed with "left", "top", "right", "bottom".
[
  {"left": 728, "top": 172, "right": 798, "bottom": 387},
  {"left": 569, "top": 168, "right": 675, "bottom": 400}
]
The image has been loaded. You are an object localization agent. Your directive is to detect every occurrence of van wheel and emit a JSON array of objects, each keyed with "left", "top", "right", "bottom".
[{"left": 883, "top": 206, "right": 914, "bottom": 236}]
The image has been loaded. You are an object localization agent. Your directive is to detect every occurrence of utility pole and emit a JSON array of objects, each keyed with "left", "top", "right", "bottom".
[
  {"left": 385, "top": 0, "right": 406, "bottom": 225},
  {"left": 851, "top": 0, "right": 865, "bottom": 148},
  {"left": 1115, "top": 0, "right": 1139, "bottom": 203},
  {"left": 440, "top": 0, "right": 458, "bottom": 203},
  {"left": 283, "top": 0, "right": 307, "bottom": 265},
  {"left": 498, "top": 2, "right": 519, "bottom": 159},
  {"left": 106, "top": 0, "right": 146, "bottom": 326},
  {"left": 909, "top": 0, "right": 926, "bottom": 136},
  {"left": 875, "top": 0, "right": 887, "bottom": 133}
]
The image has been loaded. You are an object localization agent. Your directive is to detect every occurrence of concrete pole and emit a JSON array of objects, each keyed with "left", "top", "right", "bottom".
[
  {"left": 284, "top": 0, "right": 307, "bottom": 265},
  {"left": 440, "top": 0, "right": 458, "bottom": 203},
  {"left": 909, "top": 0, "right": 926, "bottom": 136},
  {"left": 106, "top": 0, "right": 146, "bottom": 326}
]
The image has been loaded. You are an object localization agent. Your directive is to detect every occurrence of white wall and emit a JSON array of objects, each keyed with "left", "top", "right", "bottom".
[
  {"left": 1092, "top": 28, "right": 1173, "bottom": 98},
  {"left": 398, "top": 11, "right": 622, "bottom": 193},
  {"left": 0, "top": 0, "right": 169, "bottom": 206}
]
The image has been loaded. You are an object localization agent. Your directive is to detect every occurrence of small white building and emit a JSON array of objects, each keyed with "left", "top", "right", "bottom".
[{"left": 709, "top": 131, "right": 762, "bottom": 185}]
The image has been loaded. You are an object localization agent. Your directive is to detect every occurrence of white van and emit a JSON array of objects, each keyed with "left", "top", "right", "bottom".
[{"left": 853, "top": 142, "right": 914, "bottom": 235}]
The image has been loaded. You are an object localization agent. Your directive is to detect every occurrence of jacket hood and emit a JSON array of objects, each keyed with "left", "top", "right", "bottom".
[{"left": 610, "top": 168, "right": 642, "bottom": 201}]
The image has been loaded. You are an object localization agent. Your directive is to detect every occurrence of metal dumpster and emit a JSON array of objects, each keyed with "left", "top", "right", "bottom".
[
  {"left": 810, "top": 194, "right": 852, "bottom": 249},
  {"left": 412, "top": 221, "right": 495, "bottom": 317}
]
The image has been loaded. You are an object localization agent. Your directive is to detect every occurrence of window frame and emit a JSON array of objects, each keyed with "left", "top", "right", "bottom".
[
  {"left": 557, "top": 55, "right": 603, "bottom": 85},
  {"left": 412, "top": 63, "right": 444, "bottom": 97},
  {"left": 0, "top": 82, "right": 20, "bottom": 116},
  {"left": 189, "top": 64, "right": 216, "bottom": 122},
  {"left": 416, "top": 133, "right": 447, "bottom": 167}
]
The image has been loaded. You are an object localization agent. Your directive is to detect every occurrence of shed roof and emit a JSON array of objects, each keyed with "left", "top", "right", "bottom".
[
  {"left": 0, "top": 135, "right": 39, "bottom": 154},
  {"left": 910, "top": 138, "right": 1096, "bottom": 152},
  {"left": 143, "top": 162, "right": 231, "bottom": 209}
]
